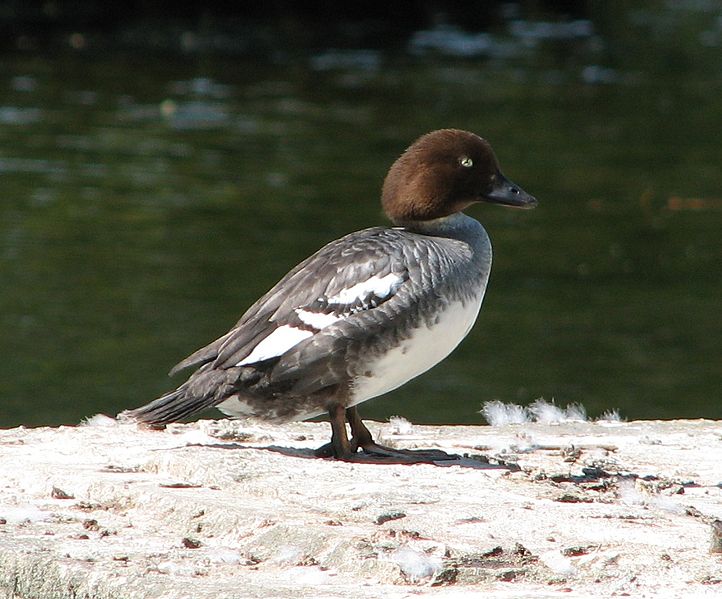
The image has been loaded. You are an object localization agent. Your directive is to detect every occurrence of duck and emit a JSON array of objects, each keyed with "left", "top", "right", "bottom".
[{"left": 120, "top": 129, "right": 537, "bottom": 463}]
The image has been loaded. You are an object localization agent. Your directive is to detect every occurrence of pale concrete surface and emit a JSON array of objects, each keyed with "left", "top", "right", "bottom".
[{"left": 1, "top": 417, "right": 721, "bottom": 598}]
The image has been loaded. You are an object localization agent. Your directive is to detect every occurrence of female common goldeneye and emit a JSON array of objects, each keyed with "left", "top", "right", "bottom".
[{"left": 122, "top": 129, "right": 537, "bottom": 463}]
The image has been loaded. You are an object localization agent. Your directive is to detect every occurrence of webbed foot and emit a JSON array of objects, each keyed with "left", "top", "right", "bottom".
[{"left": 316, "top": 405, "right": 460, "bottom": 464}]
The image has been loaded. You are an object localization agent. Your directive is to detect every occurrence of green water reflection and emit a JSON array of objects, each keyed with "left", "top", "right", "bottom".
[{"left": 1, "top": 7, "right": 721, "bottom": 427}]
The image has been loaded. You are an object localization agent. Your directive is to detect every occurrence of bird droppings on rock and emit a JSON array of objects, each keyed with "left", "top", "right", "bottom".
[
  {"left": 389, "top": 545, "right": 442, "bottom": 582},
  {"left": 1, "top": 418, "right": 721, "bottom": 598}
]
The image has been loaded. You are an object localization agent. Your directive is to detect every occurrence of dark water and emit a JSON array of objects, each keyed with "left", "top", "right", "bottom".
[{"left": 2, "top": 6, "right": 721, "bottom": 428}]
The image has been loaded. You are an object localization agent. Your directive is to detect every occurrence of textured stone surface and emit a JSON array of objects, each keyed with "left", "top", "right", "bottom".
[{"left": 1, "top": 417, "right": 721, "bottom": 598}]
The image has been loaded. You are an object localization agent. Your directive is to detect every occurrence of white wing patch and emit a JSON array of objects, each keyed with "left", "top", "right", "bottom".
[
  {"left": 236, "top": 325, "right": 312, "bottom": 366},
  {"left": 328, "top": 273, "right": 403, "bottom": 305},
  {"left": 294, "top": 308, "right": 343, "bottom": 329},
  {"left": 234, "top": 273, "right": 403, "bottom": 368}
]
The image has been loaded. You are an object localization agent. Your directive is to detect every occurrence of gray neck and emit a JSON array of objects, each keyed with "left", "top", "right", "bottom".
[{"left": 397, "top": 212, "right": 486, "bottom": 244}]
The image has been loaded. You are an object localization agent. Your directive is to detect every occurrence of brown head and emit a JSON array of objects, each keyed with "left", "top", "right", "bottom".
[{"left": 381, "top": 129, "right": 537, "bottom": 225}]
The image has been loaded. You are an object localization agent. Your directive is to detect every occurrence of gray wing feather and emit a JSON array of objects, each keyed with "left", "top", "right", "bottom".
[{"left": 168, "top": 330, "right": 233, "bottom": 376}]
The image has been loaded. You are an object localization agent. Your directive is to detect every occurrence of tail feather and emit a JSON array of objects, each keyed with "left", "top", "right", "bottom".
[
  {"left": 120, "top": 368, "right": 238, "bottom": 425},
  {"left": 120, "top": 387, "right": 200, "bottom": 424}
]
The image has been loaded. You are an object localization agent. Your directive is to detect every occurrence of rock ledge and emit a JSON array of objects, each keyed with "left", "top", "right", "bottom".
[{"left": 1, "top": 418, "right": 721, "bottom": 598}]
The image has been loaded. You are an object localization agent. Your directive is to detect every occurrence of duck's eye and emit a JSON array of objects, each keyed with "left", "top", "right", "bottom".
[{"left": 459, "top": 156, "right": 473, "bottom": 168}]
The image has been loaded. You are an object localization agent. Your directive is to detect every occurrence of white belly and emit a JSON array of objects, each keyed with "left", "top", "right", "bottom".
[{"left": 349, "top": 294, "right": 484, "bottom": 405}]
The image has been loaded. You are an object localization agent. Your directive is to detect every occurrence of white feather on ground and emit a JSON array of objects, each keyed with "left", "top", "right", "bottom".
[{"left": 480, "top": 399, "right": 623, "bottom": 426}]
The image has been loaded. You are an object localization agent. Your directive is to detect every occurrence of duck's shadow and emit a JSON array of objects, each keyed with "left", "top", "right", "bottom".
[{"left": 184, "top": 442, "right": 517, "bottom": 470}]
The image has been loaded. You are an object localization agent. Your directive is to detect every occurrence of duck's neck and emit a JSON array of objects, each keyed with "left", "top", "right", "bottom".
[{"left": 393, "top": 212, "right": 480, "bottom": 236}]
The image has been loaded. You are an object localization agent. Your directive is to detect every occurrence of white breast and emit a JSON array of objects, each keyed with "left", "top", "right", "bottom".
[{"left": 349, "top": 293, "right": 484, "bottom": 405}]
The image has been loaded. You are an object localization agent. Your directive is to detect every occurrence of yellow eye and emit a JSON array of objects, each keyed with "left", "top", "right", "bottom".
[{"left": 460, "top": 156, "right": 473, "bottom": 168}]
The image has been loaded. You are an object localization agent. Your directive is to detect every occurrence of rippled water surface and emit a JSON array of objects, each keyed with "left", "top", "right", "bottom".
[{"left": 2, "top": 6, "right": 721, "bottom": 426}]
